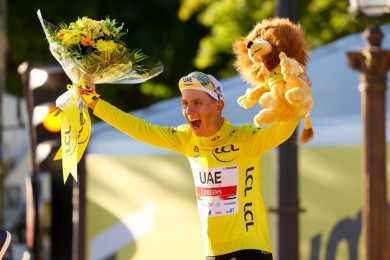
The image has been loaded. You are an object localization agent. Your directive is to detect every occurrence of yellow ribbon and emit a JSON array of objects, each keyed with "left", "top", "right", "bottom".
[{"left": 54, "top": 81, "right": 92, "bottom": 183}]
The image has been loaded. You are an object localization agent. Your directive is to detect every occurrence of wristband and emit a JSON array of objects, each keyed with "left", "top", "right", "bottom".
[{"left": 78, "top": 85, "right": 100, "bottom": 104}]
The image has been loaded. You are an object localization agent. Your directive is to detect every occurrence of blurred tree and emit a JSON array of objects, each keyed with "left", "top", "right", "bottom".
[
  {"left": 178, "top": 0, "right": 385, "bottom": 76},
  {"left": 178, "top": 0, "right": 275, "bottom": 78},
  {"left": 300, "top": 0, "right": 369, "bottom": 49}
]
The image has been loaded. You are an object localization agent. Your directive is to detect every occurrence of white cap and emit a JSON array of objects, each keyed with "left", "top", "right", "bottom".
[{"left": 178, "top": 71, "right": 224, "bottom": 101}]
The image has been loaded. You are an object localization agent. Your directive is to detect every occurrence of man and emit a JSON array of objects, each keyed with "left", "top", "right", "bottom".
[
  {"left": 0, "top": 229, "right": 11, "bottom": 259},
  {"left": 82, "top": 71, "right": 301, "bottom": 260}
]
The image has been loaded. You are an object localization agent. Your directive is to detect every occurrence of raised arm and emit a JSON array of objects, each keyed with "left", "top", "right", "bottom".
[
  {"left": 78, "top": 83, "right": 189, "bottom": 154},
  {"left": 245, "top": 120, "right": 299, "bottom": 157}
]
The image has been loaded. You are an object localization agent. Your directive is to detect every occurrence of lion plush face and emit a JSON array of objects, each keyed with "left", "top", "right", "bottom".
[
  {"left": 247, "top": 37, "right": 273, "bottom": 63},
  {"left": 233, "top": 17, "right": 308, "bottom": 86}
]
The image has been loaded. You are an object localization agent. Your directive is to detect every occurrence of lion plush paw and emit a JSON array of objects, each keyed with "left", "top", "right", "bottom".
[
  {"left": 280, "top": 52, "right": 303, "bottom": 81},
  {"left": 237, "top": 89, "right": 260, "bottom": 109},
  {"left": 254, "top": 108, "right": 282, "bottom": 127},
  {"left": 237, "top": 85, "right": 268, "bottom": 109}
]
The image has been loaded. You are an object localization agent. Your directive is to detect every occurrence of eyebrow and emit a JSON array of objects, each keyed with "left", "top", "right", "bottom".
[{"left": 181, "top": 98, "right": 204, "bottom": 102}]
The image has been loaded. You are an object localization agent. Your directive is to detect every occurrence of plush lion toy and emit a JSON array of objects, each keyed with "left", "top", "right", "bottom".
[{"left": 233, "top": 17, "right": 314, "bottom": 144}]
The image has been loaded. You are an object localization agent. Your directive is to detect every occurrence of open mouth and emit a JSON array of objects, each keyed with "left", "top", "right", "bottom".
[
  {"left": 189, "top": 119, "right": 202, "bottom": 129},
  {"left": 251, "top": 47, "right": 262, "bottom": 57}
]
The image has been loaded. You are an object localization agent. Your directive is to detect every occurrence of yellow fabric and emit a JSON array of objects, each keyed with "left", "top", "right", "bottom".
[
  {"left": 54, "top": 86, "right": 92, "bottom": 183},
  {"left": 93, "top": 99, "right": 298, "bottom": 256},
  {"left": 264, "top": 65, "right": 284, "bottom": 90},
  {"left": 54, "top": 104, "right": 91, "bottom": 164},
  {"left": 59, "top": 94, "right": 80, "bottom": 182},
  {"left": 264, "top": 57, "right": 304, "bottom": 91}
]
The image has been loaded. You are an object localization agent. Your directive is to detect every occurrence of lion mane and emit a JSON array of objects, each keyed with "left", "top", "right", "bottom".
[{"left": 233, "top": 17, "right": 308, "bottom": 86}]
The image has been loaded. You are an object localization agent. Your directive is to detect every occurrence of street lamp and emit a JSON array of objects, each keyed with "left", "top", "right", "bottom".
[
  {"left": 346, "top": 1, "right": 390, "bottom": 260},
  {"left": 349, "top": 0, "right": 390, "bottom": 16},
  {"left": 19, "top": 62, "right": 74, "bottom": 260}
]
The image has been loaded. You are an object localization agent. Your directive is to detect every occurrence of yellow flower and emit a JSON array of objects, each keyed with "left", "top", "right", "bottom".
[
  {"left": 95, "top": 39, "right": 117, "bottom": 56},
  {"left": 93, "top": 28, "right": 102, "bottom": 38},
  {"left": 84, "top": 18, "right": 99, "bottom": 32},
  {"left": 69, "top": 22, "right": 77, "bottom": 29},
  {"left": 62, "top": 31, "right": 82, "bottom": 46}
]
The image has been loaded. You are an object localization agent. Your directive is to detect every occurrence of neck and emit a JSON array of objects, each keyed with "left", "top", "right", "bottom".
[
  {"left": 208, "top": 116, "right": 224, "bottom": 137},
  {"left": 216, "top": 115, "right": 224, "bottom": 126}
]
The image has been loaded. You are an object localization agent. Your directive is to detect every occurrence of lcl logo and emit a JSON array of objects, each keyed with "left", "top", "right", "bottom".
[
  {"left": 64, "top": 125, "right": 72, "bottom": 154},
  {"left": 212, "top": 144, "right": 239, "bottom": 162},
  {"left": 64, "top": 125, "right": 76, "bottom": 156}
]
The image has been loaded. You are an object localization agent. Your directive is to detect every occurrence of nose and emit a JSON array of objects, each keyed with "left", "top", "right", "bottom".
[
  {"left": 246, "top": 41, "right": 253, "bottom": 49},
  {"left": 186, "top": 104, "right": 195, "bottom": 114}
]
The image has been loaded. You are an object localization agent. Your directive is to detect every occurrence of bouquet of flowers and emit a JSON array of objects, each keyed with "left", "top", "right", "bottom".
[{"left": 37, "top": 10, "right": 163, "bottom": 182}]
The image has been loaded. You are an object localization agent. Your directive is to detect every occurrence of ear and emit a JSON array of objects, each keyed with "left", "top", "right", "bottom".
[{"left": 216, "top": 100, "right": 225, "bottom": 114}]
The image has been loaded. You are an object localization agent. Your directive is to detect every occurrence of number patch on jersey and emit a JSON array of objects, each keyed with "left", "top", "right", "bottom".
[{"left": 193, "top": 165, "right": 239, "bottom": 217}]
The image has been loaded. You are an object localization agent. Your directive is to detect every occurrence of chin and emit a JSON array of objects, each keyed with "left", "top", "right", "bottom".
[
  {"left": 192, "top": 128, "right": 204, "bottom": 137},
  {"left": 191, "top": 125, "right": 207, "bottom": 137}
]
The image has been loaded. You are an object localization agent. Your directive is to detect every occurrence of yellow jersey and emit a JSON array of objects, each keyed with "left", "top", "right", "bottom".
[{"left": 93, "top": 99, "right": 298, "bottom": 256}]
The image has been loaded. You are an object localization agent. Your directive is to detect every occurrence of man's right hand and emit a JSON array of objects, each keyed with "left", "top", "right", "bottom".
[
  {"left": 79, "top": 81, "right": 100, "bottom": 109},
  {"left": 85, "top": 81, "right": 96, "bottom": 91}
]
